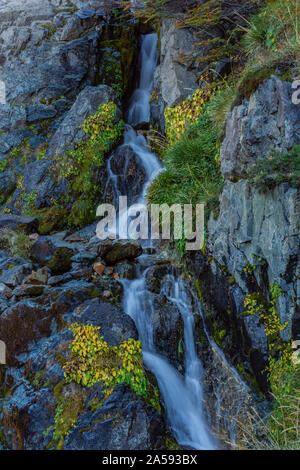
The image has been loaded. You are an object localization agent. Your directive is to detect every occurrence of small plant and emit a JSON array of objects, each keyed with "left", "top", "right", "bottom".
[
  {"left": 247, "top": 145, "right": 300, "bottom": 190},
  {"left": 164, "top": 83, "right": 218, "bottom": 145},
  {"left": 0, "top": 228, "right": 33, "bottom": 259},
  {"left": 64, "top": 323, "right": 161, "bottom": 411}
]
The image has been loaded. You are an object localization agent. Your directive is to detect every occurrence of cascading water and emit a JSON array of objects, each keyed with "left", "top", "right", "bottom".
[
  {"left": 105, "top": 32, "right": 216, "bottom": 449},
  {"left": 122, "top": 272, "right": 215, "bottom": 449},
  {"left": 127, "top": 34, "right": 158, "bottom": 127}
]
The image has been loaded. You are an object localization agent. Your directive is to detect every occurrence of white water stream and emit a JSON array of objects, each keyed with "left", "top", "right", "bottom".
[{"left": 105, "top": 33, "right": 217, "bottom": 449}]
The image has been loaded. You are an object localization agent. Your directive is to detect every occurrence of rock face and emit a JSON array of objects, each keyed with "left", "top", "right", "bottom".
[
  {"left": 158, "top": 19, "right": 200, "bottom": 108},
  {"left": 208, "top": 181, "right": 299, "bottom": 341},
  {"left": 0, "top": 1, "right": 123, "bottom": 224},
  {"left": 186, "top": 76, "right": 300, "bottom": 390},
  {"left": 221, "top": 76, "right": 300, "bottom": 181},
  {"left": 64, "top": 384, "right": 165, "bottom": 450},
  {"left": 47, "top": 85, "right": 121, "bottom": 158}
]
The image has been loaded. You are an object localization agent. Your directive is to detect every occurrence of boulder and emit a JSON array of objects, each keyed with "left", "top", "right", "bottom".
[
  {"left": 64, "top": 384, "right": 165, "bottom": 450},
  {"left": 24, "top": 266, "right": 49, "bottom": 285},
  {"left": 0, "top": 263, "right": 33, "bottom": 288},
  {"left": 70, "top": 298, "right": 138, "bottom": 346},
  {"left": 103, "top": 240, "right": 143, "bottom": 265},
  {"left": 31, "top": 236, "right": 75, "bottom": 274}
]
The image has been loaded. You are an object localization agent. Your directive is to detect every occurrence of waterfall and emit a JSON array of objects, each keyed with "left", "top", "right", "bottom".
[
  {"left": 105, "top": 33, "right": 216, "bottom": 449},
  {"left": 127, "top": 34, "right": 158, "bottom": 127},
  {"left": 122, "top": 273, "right": 215, "bottom": 449}
]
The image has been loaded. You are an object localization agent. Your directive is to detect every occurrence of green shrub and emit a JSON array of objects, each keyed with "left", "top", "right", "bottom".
[{"left": 64, "top": 323, "right": 160, "bottom": 410}]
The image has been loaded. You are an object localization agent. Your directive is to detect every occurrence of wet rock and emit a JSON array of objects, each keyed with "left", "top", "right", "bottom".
[
  {"left": 103, "top": 240, "right": 142, "bottom": 265},
  {"left": 152, "top": 297, "right": 184, "bottom": 370},
  {"left": 0, "top": 214, "right": 39, "bottom": 234},
  {"left": 145, "top": 265, "right": 171, "bottom": 294},
  {"left": 114, "top": 262, "right": 135, "bottom": 280},
  {"left": 108, "top": 145, "right": 147, "bottom": 204},
  {"left": 71, "top": 298, "right": 138, "bottom": 346},
  {"left": 64, "top": 384, "right": 165, "bottom": 450}
]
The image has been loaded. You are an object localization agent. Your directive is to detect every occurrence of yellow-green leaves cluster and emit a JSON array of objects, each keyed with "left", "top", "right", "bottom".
[
  {"left": 243, "top": 282, "right": 288, "bottom": 338},
  {"left": 61, "top": 102, "right": 124, "bottom": 179},
  {"left": 164, "top": 85, "right": 218, "bottom": 146},
  {"left": 64, "top": 323, "right": 160, "bottom": 411}
]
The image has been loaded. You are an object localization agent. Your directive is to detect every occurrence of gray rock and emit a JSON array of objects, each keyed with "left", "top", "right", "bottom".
[
  {"left": 208, "top": 180, "right": 299, "bottom": 341},
  {"left": 0, "top": 214, "right": 39, "bottom": 233},
  {"left": 221, "top": 76, "right": 300, "bottom": 180},
  {"left": 47, "top": 85, "right": 121, "bottom": 158},
  {"left": 159, "top": 19, "right": 200, "bottom": 107},
  {"left": 0, "top": 263, "right": 32, "bottom": 288},
  {"left": 0, "top": 169, "right": 17, "bottom": 203},
  {"left": 64, "top": 384, "right": 165, "bottom": 450},
  {"left": 71, "top": 297, "right": 138, "bottom": 346}
]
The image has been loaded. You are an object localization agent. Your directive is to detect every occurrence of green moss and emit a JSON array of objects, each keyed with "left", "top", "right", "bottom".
[
  {"left": 0, "top": 160, "right": 8, "bottom": 173},
  {"left": 165, "top": 435, "right": 179, "bottom": 450},
  {"left": 47, "top": 247, "right": 74, "bottom": 274},
  {"left": 212, "top": 322, "right": 227, "bottom": 346}
]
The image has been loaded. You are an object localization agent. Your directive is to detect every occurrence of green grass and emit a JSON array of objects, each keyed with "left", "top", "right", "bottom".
[
  {"left": 247, "top": 145, "right": 300, "bottom": 190},
  {"left": 147, "top": 110, "right": 224, "bottom": 217}
]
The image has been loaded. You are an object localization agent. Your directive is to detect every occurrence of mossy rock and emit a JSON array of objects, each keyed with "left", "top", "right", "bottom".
[{"left": 47, "top": 247, "right": 74, "bottom": 274}]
